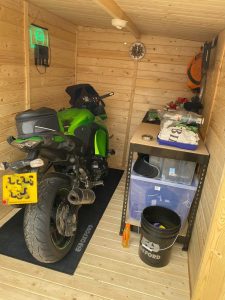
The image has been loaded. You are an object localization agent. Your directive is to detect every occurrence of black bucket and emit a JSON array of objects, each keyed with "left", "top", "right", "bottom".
[{"left": 139, "top": 206, "right": 181, "bottom": 268}]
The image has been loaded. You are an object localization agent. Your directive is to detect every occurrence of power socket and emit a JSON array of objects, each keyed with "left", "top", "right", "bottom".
[{"left": 34, "top": 44, "right": 49, "bottom": 67}]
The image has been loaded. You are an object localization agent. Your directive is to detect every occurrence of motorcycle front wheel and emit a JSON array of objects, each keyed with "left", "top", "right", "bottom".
[{"left": 23, "top": 174, "right": 76, "bottom": 263}]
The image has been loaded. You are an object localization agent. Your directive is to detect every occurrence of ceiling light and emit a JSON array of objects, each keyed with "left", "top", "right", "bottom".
[{"left": 111, "top": 18, "right": 127, "bottom": 30}]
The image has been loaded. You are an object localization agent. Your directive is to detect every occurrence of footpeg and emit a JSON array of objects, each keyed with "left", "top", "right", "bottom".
[{"left": 93, "top": 180, "right": 104, "bottom": 186}]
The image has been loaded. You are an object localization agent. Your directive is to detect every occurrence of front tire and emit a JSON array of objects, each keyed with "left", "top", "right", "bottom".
[{"left": 23, "top": 175, "right": 76, "bottom": 263}]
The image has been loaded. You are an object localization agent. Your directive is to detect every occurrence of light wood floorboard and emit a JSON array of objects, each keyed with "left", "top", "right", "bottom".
[{"left": 0, "top": 175, "right": 190, "bottom": 300}]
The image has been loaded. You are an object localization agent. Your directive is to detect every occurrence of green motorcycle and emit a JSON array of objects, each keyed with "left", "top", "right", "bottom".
[{"left": 1, "top": 84, "right": 114, "bottom": 263}]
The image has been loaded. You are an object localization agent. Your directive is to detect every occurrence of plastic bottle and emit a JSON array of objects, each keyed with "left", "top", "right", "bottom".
[
  {"left": 160, "top": 111, "right": 204, "bottom": 125},
  {"left": 122, "top": 223, "right": 131, "bottom": 248}
]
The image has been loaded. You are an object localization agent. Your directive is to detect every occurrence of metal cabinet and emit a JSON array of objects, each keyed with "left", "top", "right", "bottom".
[{"left": 120, "top": 123, "right": 210, "bottom": 250}]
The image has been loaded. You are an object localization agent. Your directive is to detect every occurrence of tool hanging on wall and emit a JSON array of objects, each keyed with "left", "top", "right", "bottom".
[
  {"left": 187, "top": 50, "right": 202, "bottom": 93},
  {"left": 186, "top": 36, "right": 218, "bottom": 113},
  {"left": 199, "top": 36, "right": 218, "bottom": 102}
]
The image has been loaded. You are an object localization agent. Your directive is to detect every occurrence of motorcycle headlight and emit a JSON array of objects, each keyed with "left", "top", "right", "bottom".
[{"left": 11, "top": 140, "right": 42, "bottom": 149}]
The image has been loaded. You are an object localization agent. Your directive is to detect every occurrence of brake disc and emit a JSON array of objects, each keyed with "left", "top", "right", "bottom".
[{"left": 56, "top": 202, "right": 77, "bottom": 237}]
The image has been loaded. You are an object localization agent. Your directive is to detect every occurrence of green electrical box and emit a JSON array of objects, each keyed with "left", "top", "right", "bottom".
[{"left": 29, "top": 24, "right": 49, "bottom": 49}]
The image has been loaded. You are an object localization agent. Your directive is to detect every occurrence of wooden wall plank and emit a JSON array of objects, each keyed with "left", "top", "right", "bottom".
[
  {"left": 24, "top": 0, "right": 30, "bottom": 110},
  {"left": 0, "top": 5, "right": 24, "bottom": 27},
  {"left": 129, "top": 35, "right": 200, "bottom": 147},
  {"left": 0, "top": 0, "right": 26, "bottom": 217},
  {"left": 24, "top": 0, "right": 225, "bottom": 42},
  {"left": 28, "top": 3, "right": 77, "bottom": 111},
  {"left": 0, "top": 19, "right": 24, "bottom": 36},
  {"left": 76, "top": 26, "right": 200, "bottom": 168},
  {"left": 200, "top": 33, "right": 225, "bottom": 139},
  {"left": 192, "top": 170, "right": 225, "bottom": 300},
  {"left": 0, "top": 0, "right": 22, "bottom": 12},
  {"left": 0, "top": 1, "right": 25, "bottom": 150},
  {"left": 0, "top": 0, "right": 77, "bottom": 222},
  {"left": 189, "top": 29, "right": 225, "bottom": 294}
]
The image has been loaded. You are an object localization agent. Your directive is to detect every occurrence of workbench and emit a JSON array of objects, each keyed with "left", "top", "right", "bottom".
[{"left": 119, "top": 123, "right": 210, "bottom": 250}]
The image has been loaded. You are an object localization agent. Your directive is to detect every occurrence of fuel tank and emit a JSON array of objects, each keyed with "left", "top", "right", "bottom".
[
  {"left": 58, "top": 108, "right": 108, "bottom": 156},
  {"left": 57, "top": 108, "right": 95, "bottom": 135}
]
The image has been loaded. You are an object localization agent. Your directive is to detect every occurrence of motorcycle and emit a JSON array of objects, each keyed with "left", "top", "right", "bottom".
[{"left": 0, "top": 84, "right": 114, "bottom": 263}]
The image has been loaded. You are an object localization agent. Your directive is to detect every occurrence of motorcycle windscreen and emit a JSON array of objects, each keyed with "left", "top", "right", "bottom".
[{"left": 94, "top": 129, "right": 107, "bottom": 157}]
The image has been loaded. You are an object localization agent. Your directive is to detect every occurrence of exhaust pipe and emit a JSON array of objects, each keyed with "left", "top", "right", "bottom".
[{"left": 68, "top": 188, "right": 96, "bottom": 205}]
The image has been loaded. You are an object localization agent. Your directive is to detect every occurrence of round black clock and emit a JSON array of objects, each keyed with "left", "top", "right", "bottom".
[{"left": 129, "top": 42, "right": 145, "bottom": 60}]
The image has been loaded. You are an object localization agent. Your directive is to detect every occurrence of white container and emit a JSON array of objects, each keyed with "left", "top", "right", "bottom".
[
  {"left": 128, "top": 172, "right": 197, "bottom": 228},
  {"left": 161, "top": 158, "right": 196, "bottom": 185},
  {"left": 136, "top": 155, "right": 196, "bottom": 185}
]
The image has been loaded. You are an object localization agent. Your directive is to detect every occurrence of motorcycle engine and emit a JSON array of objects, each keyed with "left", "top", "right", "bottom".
[{"left": 91, "top": 157, "right": 108, "bottom": 180}]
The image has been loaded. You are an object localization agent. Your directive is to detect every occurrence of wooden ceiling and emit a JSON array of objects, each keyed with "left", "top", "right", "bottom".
[{"left": 27, "top": 0, "right": 225, "bottom": 41}]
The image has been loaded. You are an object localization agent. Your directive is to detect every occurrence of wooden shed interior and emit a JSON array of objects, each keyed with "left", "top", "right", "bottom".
[{"left": 0, "top": 0, "right": 225, "bottom": 299}]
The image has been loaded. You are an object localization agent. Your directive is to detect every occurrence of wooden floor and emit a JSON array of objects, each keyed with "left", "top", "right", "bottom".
[{"left": 0, "top": 176, "right": 190, "bottom": 300}]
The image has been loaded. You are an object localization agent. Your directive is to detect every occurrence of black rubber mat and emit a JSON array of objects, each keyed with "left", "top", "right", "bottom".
[{"left": 0, "top": 168, "right": 123, "bottom": 275}]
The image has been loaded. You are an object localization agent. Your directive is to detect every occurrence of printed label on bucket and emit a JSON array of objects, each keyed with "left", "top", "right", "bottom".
[
  {"left": 141, "top": 236, "right": 160, "bottom": 253},
  {"left": 140, "top": 246, "right": 161, "bottom": 260}
]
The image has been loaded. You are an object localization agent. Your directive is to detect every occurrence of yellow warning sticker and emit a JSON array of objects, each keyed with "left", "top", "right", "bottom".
[{"left": 2, "top": 173, "right": 38, "bottom": 205}]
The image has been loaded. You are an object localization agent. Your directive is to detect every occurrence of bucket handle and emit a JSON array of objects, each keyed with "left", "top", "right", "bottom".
[{"left": 141, "top": 234, "right": 179, "bottom": 253}]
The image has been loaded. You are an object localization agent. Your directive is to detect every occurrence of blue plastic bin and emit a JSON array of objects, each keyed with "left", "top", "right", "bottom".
[{"left": 128, "top": 173, "right": 197, "bottom": 228}]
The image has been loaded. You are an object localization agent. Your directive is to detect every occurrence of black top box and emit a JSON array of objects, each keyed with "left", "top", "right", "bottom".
[{"left": 16, "top": 107, "right": 60, "bottom": 138}]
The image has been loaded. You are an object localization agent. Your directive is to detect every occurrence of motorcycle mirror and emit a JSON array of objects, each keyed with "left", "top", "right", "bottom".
[{"left": 100, "top": 92, "right": 114, "bottom": 100}]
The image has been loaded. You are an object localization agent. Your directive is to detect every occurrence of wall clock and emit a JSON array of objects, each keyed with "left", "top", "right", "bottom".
[{"left": 129, "top": 42, "right": 145, "bottom": 60}]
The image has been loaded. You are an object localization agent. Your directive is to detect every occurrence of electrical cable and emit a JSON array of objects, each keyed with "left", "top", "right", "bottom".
[
  {"left": 48, "top": 32, "right": 51, "bottom": 67},
  {"left": 35, "top": 64, "right": 46, "bottom": 74}
]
